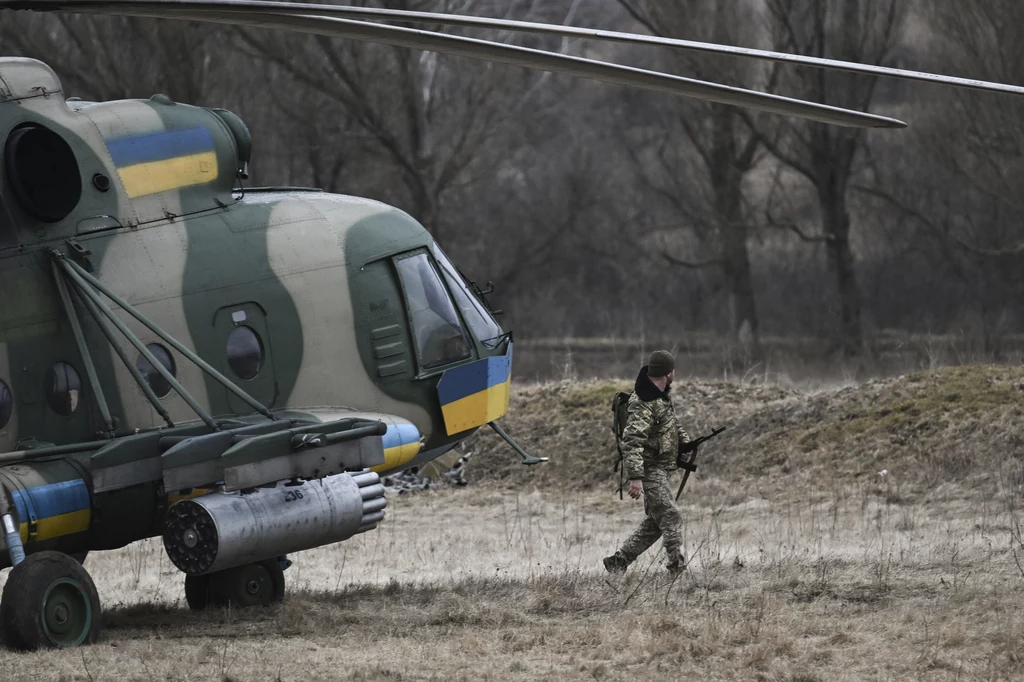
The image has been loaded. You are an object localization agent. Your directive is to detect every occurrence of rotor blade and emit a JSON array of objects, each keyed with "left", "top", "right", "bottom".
[
  {"left": 0, "top": 1, "right": 906, "bottom": 129},
  {"left": 6, "top": 0, "right": 1024, "bottom": 97}
]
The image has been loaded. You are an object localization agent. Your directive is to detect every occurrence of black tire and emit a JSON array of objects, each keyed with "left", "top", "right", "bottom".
[
  {"left": 209, "top": 559, "right": 285, "bottom": 608},
  {"left": 184, "top": 573, "right": 213, "bottom": 611},
  {"left": 0, "top": 551, "right": 101, "bottom": 650},
  {"left": 68, "top": 551, "right": 88, "bottom": 565}
]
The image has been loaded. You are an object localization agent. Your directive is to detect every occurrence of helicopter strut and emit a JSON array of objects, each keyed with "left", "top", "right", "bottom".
[
  {"left": 52, "top": 250, "right": 277, "bottom": 424},
  {"left": 51, "top": 259, "right": 117, "bottom": 437}
]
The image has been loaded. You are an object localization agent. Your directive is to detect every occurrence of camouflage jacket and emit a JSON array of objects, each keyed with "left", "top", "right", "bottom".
[{"left": 621, "top": 366, "right": 690, "bottom": 481}]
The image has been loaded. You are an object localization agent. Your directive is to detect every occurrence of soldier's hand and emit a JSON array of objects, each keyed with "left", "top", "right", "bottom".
[{"left": 627, "top": 480, "right": 644, "bottom": 500}]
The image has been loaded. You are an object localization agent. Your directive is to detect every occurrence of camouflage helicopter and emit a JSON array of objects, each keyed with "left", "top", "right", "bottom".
[{"left": 0, "top": 0, "right": 1020, "bottom": 651}]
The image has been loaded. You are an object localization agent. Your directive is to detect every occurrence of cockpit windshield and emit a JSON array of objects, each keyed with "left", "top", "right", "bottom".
[
  {"left": 395, "top": 252, "right": 473, "bottom": 370},
  {"left": 432, "top": 245, "right": 504, "bottom": 349}
]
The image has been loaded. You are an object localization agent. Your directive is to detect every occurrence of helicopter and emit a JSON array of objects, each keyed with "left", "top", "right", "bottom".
[{"left": 0, "top": 0, "right": 1020, "bottom": 651}]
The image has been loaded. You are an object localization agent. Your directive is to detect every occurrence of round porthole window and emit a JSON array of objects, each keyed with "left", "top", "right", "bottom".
[
  {"left": 45, "top": 362, "right": 81, "bottom": 416},
  {"left": 227, "top": 326, "right": 263, "bottom": 380},
  {"left": 0, "top": 379, "right": 12, "bottom": 430},
  {"left": 136, "top": 343, "right": 176, "bottom": 398}
]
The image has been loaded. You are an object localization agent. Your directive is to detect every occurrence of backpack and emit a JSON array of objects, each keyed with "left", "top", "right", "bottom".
[
  {"left": 611, "top": 391, "right": 632, "bottom": 498},
  {"left": 611, "top": 391, "right": 632, "bottom": 443}
]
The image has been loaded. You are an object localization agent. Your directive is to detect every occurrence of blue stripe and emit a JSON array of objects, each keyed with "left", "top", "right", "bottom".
[
  {"left": 437, "top": 346, "right": 513, "bottom": 406},
  {"left": 11, "top": 480, "right": 90, "bottom": 522},
  {"left": 383, "top": 423, "right": 420, "bottom": 450},
  {"left": 106, "top": 127, "right": 214, "bottom": 167},
  {"left": 11, "top": 490, "right": 27, "bottom": 522}
]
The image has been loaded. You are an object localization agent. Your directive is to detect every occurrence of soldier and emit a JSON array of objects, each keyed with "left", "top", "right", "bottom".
[{"left": 603, "top": 350, "right": 690, "bottom": 576}]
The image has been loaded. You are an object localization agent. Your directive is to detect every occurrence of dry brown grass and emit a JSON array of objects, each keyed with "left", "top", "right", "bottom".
[
  {"left": 1, "top": 481, "right": 1023, "bottom": 681},
  {"left": 469, "top": 366, "right": 1024, "bottom": 503},
  {"left": 466, "top": 376, "right": 797, "bottom": 492},
  {"left": 2, "top": 367, "right": 1023, "bottom": 680}
]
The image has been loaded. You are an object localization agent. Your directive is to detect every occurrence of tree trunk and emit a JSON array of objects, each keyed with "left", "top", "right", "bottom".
[
  {"left": 407, "top": 175, "right": 439, "bottom": 238},
  {"left": 710, "top": 106, "right": 762, "bottom": 359},
  {"left": 820, "top": 174, "right": 864, "bottom": 357},
  {"left": 723, "top": 229, "right": 761, "bottom": 355}
]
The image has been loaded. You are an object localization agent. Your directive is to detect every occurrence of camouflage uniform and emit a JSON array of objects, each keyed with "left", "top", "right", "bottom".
[{"left": 605, "top": 359, "right": 690, "bottom": 574}]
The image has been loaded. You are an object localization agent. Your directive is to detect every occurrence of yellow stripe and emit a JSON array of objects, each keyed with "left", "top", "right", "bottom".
[
  {"left": 441, "top": 379, "right": 510, "bottom": 435},
  {"left": 19, "top": 509, "right": 91, "bottom": 543},
  {"left": 117, "top": 150, "right": 219, "bottom": 198},
  {"left": 374, "top": 441, "right": 422, "bottom": 472},
  {"left": 169, "top": 488, "right": 213, "bottom": 504}
]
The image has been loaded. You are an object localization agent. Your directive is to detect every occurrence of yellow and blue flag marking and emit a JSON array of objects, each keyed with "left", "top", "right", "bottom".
[
  {"left": 437, "top": 345, "right": 513, "bottom": 436},
  {"left": 11, "top": 479, "right": 91, "bottom": 543},
  {"left": 374, "top": 423, "right": 422, "bottom": 472},
  {"left": 106, "top": 127, "right": 219, "bottom": 198}
]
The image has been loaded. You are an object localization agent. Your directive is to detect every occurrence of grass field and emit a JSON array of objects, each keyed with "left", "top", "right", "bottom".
[
  {"left": 2, "top": 366, "right": 1023, "bottom": 681},
  {"left": 1, "top": 483, "right": 1022, "bottom": 681}
]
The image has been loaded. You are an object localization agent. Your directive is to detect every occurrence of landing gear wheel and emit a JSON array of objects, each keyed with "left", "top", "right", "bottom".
[
  {"left": 184, "top": 573, "right": 213, "bottom": 611},
  {"left": 187, "top": 559, "right": 286, "bottom": 610},
  {"left": 210, "top": 559, "right": 285, "bottom": 608},
  {"left": 0, "top": 551, "right": 101, "bottom": 650}
]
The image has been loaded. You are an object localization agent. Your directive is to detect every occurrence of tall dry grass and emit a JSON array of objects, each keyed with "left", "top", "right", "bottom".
[
  {"left": 2, "top": 367, "right": 1022, "bottom": 680},
  {"left": 1, "top": 480, "right": 1022, "bottom": 681}
]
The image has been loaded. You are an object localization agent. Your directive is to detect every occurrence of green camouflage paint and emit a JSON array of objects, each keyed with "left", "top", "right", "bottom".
[{"left": 0, "top": 57, "right": 509, "bottom": 564}]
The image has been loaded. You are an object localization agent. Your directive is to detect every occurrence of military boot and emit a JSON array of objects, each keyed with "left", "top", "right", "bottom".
[
  {"left": 603, "top": 553, "right": 629, "bottom": 575},
  {"left": 665, "top": 554, "right": 686, "bottom": 576}
]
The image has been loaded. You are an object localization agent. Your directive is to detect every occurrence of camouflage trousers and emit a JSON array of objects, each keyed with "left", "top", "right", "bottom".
[{"left": 615, "top": 468, "right": 683, "bottom": 566}]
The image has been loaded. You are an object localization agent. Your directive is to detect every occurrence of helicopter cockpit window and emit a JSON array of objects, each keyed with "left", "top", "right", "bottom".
[
  {"left": 395, "top": 253, "right": 473, "bottom": 370},
  {"left": 431, "top": 245, "right": 503, "bottom": 349},
  {"left": 137, "top": 343, "right": 176, "bottom": 398},
  {"left": 0, "top": 380, "right": 12, "bottom": 430},
  {"left": 227, "top": 326, "right": 264, "bottom": 380},
  {"left": 45, "top": 361, "right": 81, "bottom": 416}
]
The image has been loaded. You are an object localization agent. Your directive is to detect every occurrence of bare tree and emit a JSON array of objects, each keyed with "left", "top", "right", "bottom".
[
  {"left": 234, "top": 0, "right": 579, "bottom": 240},
  {"left": 757, "top": 0, "right": 907, "bottom": 357},
  {"left": 7, "top": 1, "right": 1024, "bottom": 356},
  {"left": 917, "top": 0, "right": 1024, "bottom": 256},
  {"left": 617, "top": 0, "right": 768, "bottom": 356},
  {"left": 0, "top": 14, "right": 221, "bottom": 104},
  {"left": 856, "top": 0, "right": 1024, "bottom": 353}
]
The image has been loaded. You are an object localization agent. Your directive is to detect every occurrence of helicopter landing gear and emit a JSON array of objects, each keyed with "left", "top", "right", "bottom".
[
  {"left": 183, "top": 573, "right": 213, "bottom": 610},
  {"left": 183, "top": 558, "right": 286, "bottom": 610},
  {"left": 0, "top": 551, "right": 101, "bottom": 650}
]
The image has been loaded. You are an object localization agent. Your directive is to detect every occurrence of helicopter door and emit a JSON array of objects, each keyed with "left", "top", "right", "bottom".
[{"left": 214, "top": 302, "right": 278, "bottom": 414}]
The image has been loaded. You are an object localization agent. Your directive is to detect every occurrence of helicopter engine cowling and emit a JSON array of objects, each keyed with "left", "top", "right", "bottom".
[{"left": 162, "top": 471, "right": 386, "bottom": 576}]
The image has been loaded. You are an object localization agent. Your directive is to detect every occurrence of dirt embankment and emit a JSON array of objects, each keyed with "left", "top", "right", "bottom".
[{"left": 467, "top": 366, "right": 1024, "bottom": 497}]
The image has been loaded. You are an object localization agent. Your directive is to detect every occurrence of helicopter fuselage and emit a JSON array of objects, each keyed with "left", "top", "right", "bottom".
[{"left": 0, "top": 57, "right": 511, "bottom": 565}]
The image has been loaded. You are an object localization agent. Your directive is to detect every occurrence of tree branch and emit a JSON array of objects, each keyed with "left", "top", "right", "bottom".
[
  {"left": 661, "top": 252, "right": 725, "bottom": 270},
  {"left": 766, "top": 214, "right": 835, "bottom": 243},
  {"left": 851, "top": 182, "right": 1024, "bottom": 259},
  {"left": 615, "top": 0, "right": 660, "bottom": 36}
]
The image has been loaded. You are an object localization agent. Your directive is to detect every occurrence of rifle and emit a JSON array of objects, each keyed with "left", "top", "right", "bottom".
[{"left": 675, "top": 427, "right": 726, "bottom": 501}]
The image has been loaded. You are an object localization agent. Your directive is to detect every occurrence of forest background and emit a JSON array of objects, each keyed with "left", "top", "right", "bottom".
[{"left": 4, "top": 0, "right": 1022, "bottom": 382}]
